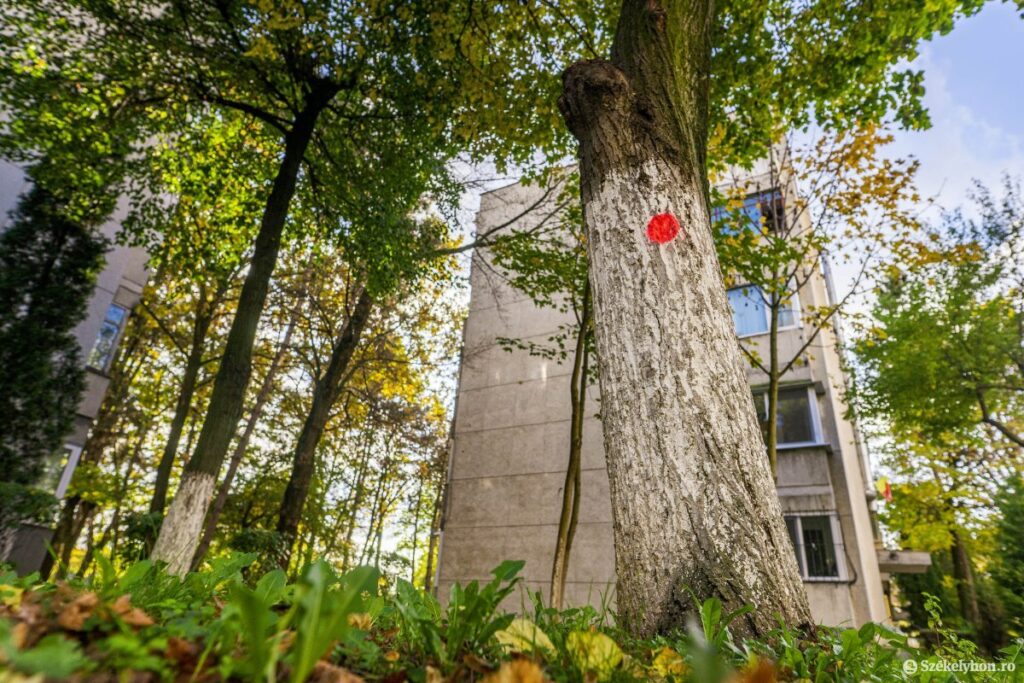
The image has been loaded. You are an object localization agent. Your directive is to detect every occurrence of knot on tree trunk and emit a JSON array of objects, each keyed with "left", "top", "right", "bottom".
[{"left": 558, "top": 59, "right": 632, "bottom": 142}]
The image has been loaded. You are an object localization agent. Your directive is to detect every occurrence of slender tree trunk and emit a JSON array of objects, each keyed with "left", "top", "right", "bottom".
[
  {"left": 422, "top": 494, "right": 442, "bottom": 592},
  {"left": 150, "top": 302, "right": 215, "bottom": 517},
  {"left": 359, "top": 457, "right": 391, "bottom": 566},
  {"left": 151, "top": 91, "right": 334, "bottom": 575},
  {"left": 79, "top": 516, "right": 98, "bottom": 577},
  {"left": 274, "top": 289, "right": 374, "bottom": 569},
  {"left": 410, "top": 477, "right": 424, "bottom": 583},
  {"left": 558, "top": 0, "right": 811, "bottom": 636},
  {"left": 42, "top": 315, "right": 146, "bottom": 578},
  {"left": 551, "top": 281, "right": 591, "bottom": 609},
  {"left": 766, "top": 300, "right": 781, "bottom": 477},
  {"left": 950, "top": 528, "right": 982, "bottom": 630},
  {"left": 340, "top": 444, "right": 374, "bottom": 570},
  {"left": 190, "top": 308, "right": 300, "bottom": 570}
]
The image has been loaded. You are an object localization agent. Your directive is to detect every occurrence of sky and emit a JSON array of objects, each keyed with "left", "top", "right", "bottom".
[{"left": 888, "top": 1, "right": 1024, "bottom": 215}]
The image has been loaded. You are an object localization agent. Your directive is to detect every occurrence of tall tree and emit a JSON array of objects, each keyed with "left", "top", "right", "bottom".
[
  {"left": 993, "top": 475, "right": 1024, "bottom": 634},
  {"left": 0, "top": 180, "right": 106, "bottom": 533},
  {"left": 851, "top": 180, "right": 1024, "bottom": 643},
  {"left": 557, "top": 0, "right": 983, "bottom": 636},
  {"left": 874, "top": 438, "right": 1015, "bottom": 639},
  {"left": 130, "top": 113, "right": 266, "bottom": 519},
  {"left": 2, "top": 0, "right": 585, "bottom": 574},
  {"left": 274, "top": 286, "right": 374, "bottom": 568},
  {"left": 712, "top": 127, "right": 921, "bottom": 475},
  {"left": 853, "top": 179, "right": 1024, "bottom": 450}
]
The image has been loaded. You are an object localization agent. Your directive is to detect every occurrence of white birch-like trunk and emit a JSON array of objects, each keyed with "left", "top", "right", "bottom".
[{"left": 150, "top": 471, "right": 216, "bottom": 576}]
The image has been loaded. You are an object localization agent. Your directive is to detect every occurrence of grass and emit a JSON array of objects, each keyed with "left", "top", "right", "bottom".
[{"left": 0, "top": 555, "right": 1021, "bottom": 682}]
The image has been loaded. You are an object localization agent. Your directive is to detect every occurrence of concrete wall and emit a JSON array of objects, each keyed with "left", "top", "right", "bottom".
[{"left": 438, "top": 174, "right": 887, "bottom": 627}]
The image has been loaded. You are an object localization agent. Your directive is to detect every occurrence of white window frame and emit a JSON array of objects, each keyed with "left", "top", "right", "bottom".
[
  {"left": 785, "top": 512, "right": 848, "bottom": 582},
  {"left": 727, "top": 284, "right": 802, "bottom": 339},
  {"left": 55, "top": 444, "right": 83, "bottom": 499},
  {"left": 752, "top": 384, "right": 823, "bottom": 448}
]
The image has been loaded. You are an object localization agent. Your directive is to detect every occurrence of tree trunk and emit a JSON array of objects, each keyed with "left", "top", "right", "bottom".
[
  {"left": 359, "top": 461, "right": 390, "bottom": 566},
  {"left": 422, "top": 492, "right": 442, "bottom": 592},
  {"left": 189, "top": 308, "right": 300, "bottom": 570},
  {"left": 558, "top": 0, "right": 811, "bottom": 637},
  {"left": 766, "top": 298, "right": 781, "bottom": 477},
  {"left": 150, "top": 305, "right": 213, "bottom": 517},
  {"left": 42, "top": 314, "right": 146, "bottom": 578},
  {"left": 151, "top": 92, "right": 333, "bottom": 575},
  {"left": 275, "top": 289, "right": 374, "bottom": 569},
  {"left": 551, "top": 280, "right": 591, "bottom": 609},
  {"left": 950, "top": 528, "right": 982, "bottom": 630},
  {"left": 410, "top": 477, "right": 424, "bottom": 583},
  {"left": 340, "top": 443, "right": 374, "bottom": 570}
]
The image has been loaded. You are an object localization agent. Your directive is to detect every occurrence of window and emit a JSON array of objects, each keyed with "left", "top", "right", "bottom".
[
  {"left": 727, "top": 286, "right": 767, "bottom": 336},
  {"left": 726, "top": 285, "right": 800, "bottom": 337},
  {"left": 785, "top": 515, "right": 841, "bottom": 579},
  {"left": 88, "top": 303, "right": 128, "bottom": 372},
  {"left": 711, "top": 190, "right": 785, "bottom": 235},
  {"left": 752, "top": 386, "right": 819, "bottom": 446}
]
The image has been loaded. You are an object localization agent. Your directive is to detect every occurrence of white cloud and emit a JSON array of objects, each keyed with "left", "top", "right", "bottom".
[{"left": 889, "top": 48, "right": 1024, "bottom": 218}]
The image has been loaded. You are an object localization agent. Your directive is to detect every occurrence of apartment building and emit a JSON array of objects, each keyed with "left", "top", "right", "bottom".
[
  {"left": 436, "top": 164, "right": 927, "bottom": 627},
  {"left": 0, "top": 163, "right": 148, "bottom": 573}
]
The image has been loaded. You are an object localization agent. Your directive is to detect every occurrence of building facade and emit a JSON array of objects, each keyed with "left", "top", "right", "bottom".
[
  {"left": 0, "top": 162, "right": 148, "bottom": 573},
  {"left": 436, "top": 166, "right": 923, "bottom": 627}
]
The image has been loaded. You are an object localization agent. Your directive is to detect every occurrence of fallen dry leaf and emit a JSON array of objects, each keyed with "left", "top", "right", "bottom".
[
  {"left": 307, "top": 661, "right": 365, "bottom": 683},
  {"left": 110, "top": 595, "right": 155, "bottom": 628},
  {"left": 482, "top": 660, "right": 549, "bottom": 683},
  {"left": 347, "top": 612, "right": 372, "bottom": 630},
  {"left": 732, "top": 659, "right": 778, "bottom": 683},
  {"left": 424, "top": 666, "right": 444, "bottom": 683},
  {"left": 165, "top": 637, "right": 199, "bottom": 667},
  {"left": 462, "top": 653, "right": 494, "bottom": 675},
  {"left": 57, "top": 592, "right": 100, "bottom": 631},
  {"left": 10, "top": 622, "right": 29, "bottom": 649}
]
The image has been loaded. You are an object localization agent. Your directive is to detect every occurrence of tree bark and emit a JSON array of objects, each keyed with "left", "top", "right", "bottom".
[
  {"left": 274, "top": 288, "right": 374, "bottom": 569},
  {"left": 766, "top": 298, "right": 781, "bottom": 477},
  {"left": 151, "top": 88, "right": 334, "bottom": 575},
  {"left": 551, "top": 280, "right": 591, "bottom": 609},
  {"left": 558, "top": 0, "right": 811, "bottom": 637},
  {"left": 42, "top": 314, "right": 146, "bottom": 578},
  {"left": 422, "top": 489, "right": 442, "bottom": 592},
  {"left": 189, "top": 306, "right": 300, "bottom": 570},
  {"left": 950, "top": 527, "right": 982, "bottom": 631},
  {"left": 150, "top": 302, "right": 214, "bottom": 517}
]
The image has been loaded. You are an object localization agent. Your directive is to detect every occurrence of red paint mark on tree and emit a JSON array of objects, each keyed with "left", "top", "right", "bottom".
[{"left": 646, "top": 212, "right": 680, "bottom": 244}]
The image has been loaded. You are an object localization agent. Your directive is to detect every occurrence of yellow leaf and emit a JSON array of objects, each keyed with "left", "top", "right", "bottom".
[
  {"left": 483, "top": 660, "right": 549, "bottom": 683},
  {"left": 650, "top": 647, "right": 688, "bottom": 680},
  {"left": 495, "top": 618, "right": 555, "bottom": 657},
  {"left": 566, "top": 630, "right": 622, "bottom": 680},
  {"left": 0, "top": 585, "right": 23, "bottom": 607}
]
